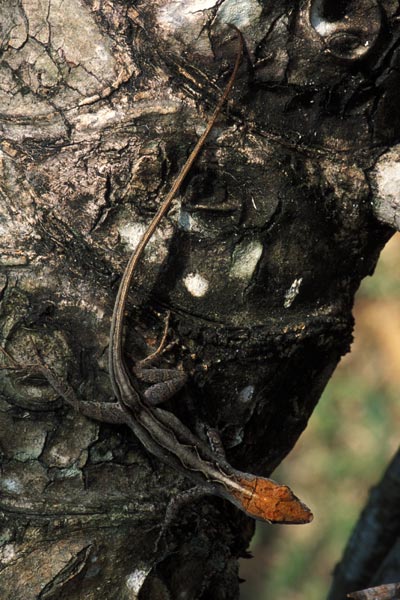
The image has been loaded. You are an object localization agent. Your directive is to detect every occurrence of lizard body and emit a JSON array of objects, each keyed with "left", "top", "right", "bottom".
[{"left": 38, "top": 29, "right": 313, "bottom": 525}]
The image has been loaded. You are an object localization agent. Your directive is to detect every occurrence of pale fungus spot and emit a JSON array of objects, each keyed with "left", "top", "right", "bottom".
[
  {"left": 119, "top": 223, "right": 147, "bottom": 251},
  {"left": 370, "top": 146, "right": 400, "bottom": 231},
  {"left": 238, "top": 385, "right": 255, "bottom": 404},
  {"left": 0, "top": 544, "right": 16, "bottom": 564},
  {"left": 183, "top": 272, "right": 209, "bottom": 297},
  {"left": 230, "top": 240, "right": 263, "bottom": 280},
  {"left": 126, "top": 568, "right": 151, "bottom": 594},
  {"left": 2, "top": 477, "right": 23, "bottom": 494},
  {"left": 217, "top": 0, "right": 262, "bottom": 29},
  {"left": 284, "top": 277, "right": 303, "bottom": 308}
]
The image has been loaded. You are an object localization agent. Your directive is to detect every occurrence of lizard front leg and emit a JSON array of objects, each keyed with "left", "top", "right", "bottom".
[
  {"left": 133, "top": 365, "right": 188, "bottom": 407},
  {"left": 38, "top": 363, "right": 127, "bottom": 425},
  {"left": 131, "top": 311, "right": 188, "bottom": 406}
]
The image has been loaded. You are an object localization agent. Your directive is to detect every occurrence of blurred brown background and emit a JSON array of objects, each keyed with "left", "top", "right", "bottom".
[{"left": 241, "top": 233, "right": 400, "bottom": 600}]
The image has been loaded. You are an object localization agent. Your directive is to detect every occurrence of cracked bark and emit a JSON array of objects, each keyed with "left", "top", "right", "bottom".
[{"left": 0, "top": 2, "right": 399, "bottom": 599}]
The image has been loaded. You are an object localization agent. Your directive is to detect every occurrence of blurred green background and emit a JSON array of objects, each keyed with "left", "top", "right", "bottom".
[{"left": 241, "top": 233, "right": 400, "bottom": 600}]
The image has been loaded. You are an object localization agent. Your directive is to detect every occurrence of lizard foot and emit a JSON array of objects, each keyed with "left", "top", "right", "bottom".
[{"left": 153, "top": 485, "right": 211, "bottom": 552}]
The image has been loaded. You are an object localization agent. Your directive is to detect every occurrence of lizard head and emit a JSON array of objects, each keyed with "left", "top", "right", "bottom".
[{"left": 229, "top": 473, "right": 313, "bottom": 524}]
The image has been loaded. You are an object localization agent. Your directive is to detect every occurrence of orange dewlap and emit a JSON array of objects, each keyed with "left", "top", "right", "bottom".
[{"left": 231, "top": 475, "right": 313, "bottom": 524}]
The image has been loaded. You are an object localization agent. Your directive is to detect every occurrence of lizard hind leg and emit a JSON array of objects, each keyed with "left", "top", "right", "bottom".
[
  {"left": 133, "top": 310, "right": 188, "bottom": 406},
  {"left": 5, "top": 340, "right": 127, "bottom": 426},
  {"left": 134, "top": 367, "right": 188, "bottom": 407},
  {"left": 33, "top": 355, "right": 127, "bottom": 425}
]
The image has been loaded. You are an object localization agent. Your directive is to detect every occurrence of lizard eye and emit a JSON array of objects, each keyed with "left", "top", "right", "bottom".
[{"left": 309, "top": 0, "right": 382, "bottom": 60}]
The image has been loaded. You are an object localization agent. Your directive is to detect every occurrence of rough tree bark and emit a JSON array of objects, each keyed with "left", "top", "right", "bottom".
[{"left": 0, "top": 1, "right": 399, "bottom": 599}]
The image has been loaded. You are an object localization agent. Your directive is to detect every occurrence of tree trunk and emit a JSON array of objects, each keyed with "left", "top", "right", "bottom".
[
  {"left": 328, "top": 448, "right": 400, "bottom": 600},
  {"left": 0, "top": 2, "right": 399, "bottom": 599}
]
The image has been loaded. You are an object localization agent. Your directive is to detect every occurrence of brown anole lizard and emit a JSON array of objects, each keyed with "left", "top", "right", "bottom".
[{"left": 31, "top": 28, "right": 313, "bottom": 525}]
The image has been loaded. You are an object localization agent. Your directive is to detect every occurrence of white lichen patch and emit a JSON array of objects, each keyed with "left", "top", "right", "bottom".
[
  {"left": 118, "top": 222, "right": 163, "bottom": 263},
  {"left": 119, "top": 220, "right": 173, "bottom": 263},
  {"left": 309, "top": 0, "right": 337, "bottom": 37},
  {"left": 156, "top": 0, "right": 263, "bottom": 48},
  {"left": 370, "top": 145, "right": 400, "bottom": 231},
  {"left": 0, "top": 253, "right": 28, "bottom": 267},
  {"left": 284, "top": 277, "right": 303, "bottom": 308},
  {"left": 230, "top": 240, "right": 263, "bottom": 281},
  {"left": 157, "top": 0, "right": 216, "bottom": 30},
  {"left": 238, "top": 385, "right": 255, "bottom": 404},
  {"left": 177, "top": 209, "right": 208, "bottom": 234},
  {"left": 217, "top": 0, "right": 262, "bottom": 29},
  {"left": 51, "top": 466, "right": 83, "bottom": 480},
  {"left": 73, "top": 106, "right": 119, "bottom": 133},
  {"left": 119, "top": 222, "right": 146, "bottom": 249},
  {"left": 126, "top": 567, "right": 152, "bottom": 594},
  {"left": 183, "top": 272, "right": 209, "bottom": 297},
  {"left": 45, "top": 448, "right": 79, "bottom": 469},
  {"left": 374, "top": 158, "right": 400, "bottom": 201},
  {"left": 155, "top": 1, "right": 214, "bottom": 53},
  {"left": 0, "top": 544, "right": 16, "bottom": 564},
  {"left": 2, "top": 478, "right": 23, "bottom": 494},
  {"left": 177, "top": 209, "right": 193, "bottom": 232}
]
